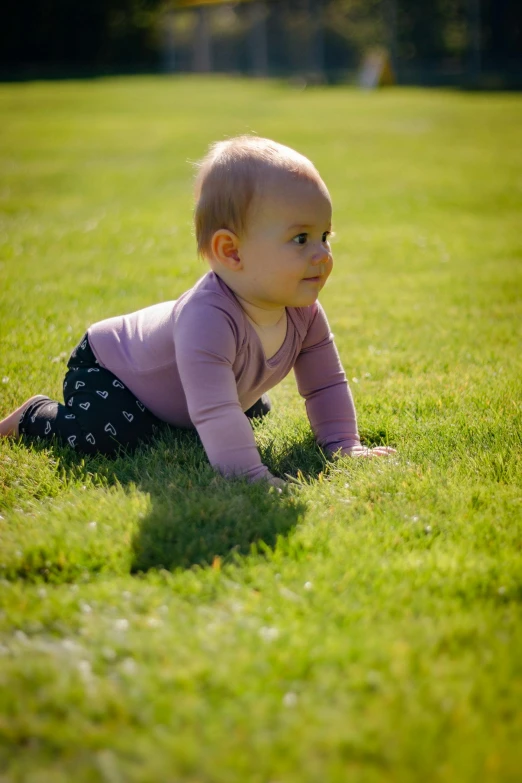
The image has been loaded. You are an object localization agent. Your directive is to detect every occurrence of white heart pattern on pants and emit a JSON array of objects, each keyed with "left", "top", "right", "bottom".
[
  {"left": 65, "top": 414, "right": 76, "bottom": 419},
  {"left": 87, "top": 368, "right": 100, "bottom": 372},
  {"left": 68, "top": 435, "right": 77, "bottom": 447},
  {"left": 136, "top": 401, "right": 145, "bottom": 412},
  {"left": 112, "top": 380, "right": 124, "bottom": 389},
  {"left": 96, "top": 390, "right": 109, "bottom": 399},
  {"left": 68, "top": 397, "right": 74, "bottom": 407},
  {"left": 104, "top": 423, "right": 117, "bottom": 436},
  {"left": 44, "top": 421, "right": 51, "bottom": 435},
  {"left": 122, "top": 411, "right": 134, "bottom": 422},
  {"left": 85, "top": 433, "right": 96, "bottom": 445},
  {"left": 75, "top": 381, "right": 85, "bottom": 390},
  {"left": 79, "top": 402, "right": 90, "bottom": 410}
]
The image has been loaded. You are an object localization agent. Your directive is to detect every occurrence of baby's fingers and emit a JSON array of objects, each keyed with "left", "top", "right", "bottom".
[
  {"left": 349, "top": 446, "right": 396, "bottom": 458},
  {"left": 266, "top": 476, "right": 286, "bottom": 493}
]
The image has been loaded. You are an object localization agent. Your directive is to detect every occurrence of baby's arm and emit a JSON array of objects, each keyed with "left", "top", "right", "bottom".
[
  {"left": 175, "top": 297, "right": 276, "bottom": 483},
  {"left": 294, "top": 303, "right": 395, "bottom": 459}
]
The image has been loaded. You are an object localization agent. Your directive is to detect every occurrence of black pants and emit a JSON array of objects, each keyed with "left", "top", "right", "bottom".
[{"left": 19, "top": 334, "right": 270, "bottom": 457}]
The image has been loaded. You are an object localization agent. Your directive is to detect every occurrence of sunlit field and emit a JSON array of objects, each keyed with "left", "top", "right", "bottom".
[{"left": 1, "top": 76, "right": 521, "bottom": 782}]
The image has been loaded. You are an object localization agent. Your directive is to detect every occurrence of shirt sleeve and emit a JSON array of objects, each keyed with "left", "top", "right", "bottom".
[
  {"left": 293, "top": 302, "right": 360, "bottom": 455},
  {"left": 174, "top": 295, "right": 272, "bottom": 482}
]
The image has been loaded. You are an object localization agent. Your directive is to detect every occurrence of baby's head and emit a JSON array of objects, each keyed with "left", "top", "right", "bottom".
[
  {"left": 194, "top": 136, "right": 333, "bottom": 310},
  {"left": 194, "top": 136, "right": 328, "bottom": 259}
]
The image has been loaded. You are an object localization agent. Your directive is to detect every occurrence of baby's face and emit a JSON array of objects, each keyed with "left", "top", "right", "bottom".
[{"left": 237, "top": 173, "right": 333, "bottom": 311}]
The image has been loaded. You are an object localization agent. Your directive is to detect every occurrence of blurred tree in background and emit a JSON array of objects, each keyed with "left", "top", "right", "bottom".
[{"left": 1, "top": 0, "right": 520, "bottom": 86}]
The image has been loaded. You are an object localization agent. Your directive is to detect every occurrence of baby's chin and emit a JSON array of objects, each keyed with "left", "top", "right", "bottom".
[{"left": 289, "top": 289, "right": 322, "bottom": 308}]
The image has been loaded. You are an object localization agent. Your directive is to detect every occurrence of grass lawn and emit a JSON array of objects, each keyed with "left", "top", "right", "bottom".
[{"left": 0, "top": 76, "right": 521, "bottom": 782}]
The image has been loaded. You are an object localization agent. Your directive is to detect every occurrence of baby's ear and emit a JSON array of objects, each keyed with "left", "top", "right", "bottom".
[{"left": 211, "top": 229, "right": 242, "bottom": 270}]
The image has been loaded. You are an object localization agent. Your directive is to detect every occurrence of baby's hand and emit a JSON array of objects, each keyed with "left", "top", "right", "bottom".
[
  {"left": 267, "top": 476, "right": 287, "bottom": 492},
  {"left": 346, "top": 445, "right": 397, "bottom": 458}
]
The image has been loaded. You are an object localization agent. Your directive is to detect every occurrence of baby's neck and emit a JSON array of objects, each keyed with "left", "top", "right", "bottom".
[{"left": 234, "top": 293, "right": 286, "bottom": 329}]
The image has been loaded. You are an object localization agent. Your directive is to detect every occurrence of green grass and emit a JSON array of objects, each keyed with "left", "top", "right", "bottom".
[{"left": 1, "top": 76, "right": 522, "bottom": 782}]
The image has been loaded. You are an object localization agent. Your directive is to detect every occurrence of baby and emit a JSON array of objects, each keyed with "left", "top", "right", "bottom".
[{"left": 0, "top": 136, "right": 394, "bottom": 487}]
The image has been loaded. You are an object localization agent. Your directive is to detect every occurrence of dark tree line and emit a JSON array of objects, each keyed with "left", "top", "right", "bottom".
[
  {"left": 1, "top": 0, "right": 521, "bottom": 83},
  {"left": 1, "top": 0, "right": 160, "bottom": 71}
]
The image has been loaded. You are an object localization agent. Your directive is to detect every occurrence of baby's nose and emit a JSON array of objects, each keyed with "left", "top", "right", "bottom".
[{"left": 311, "top": 244, "right": 331, "bottom": 265}]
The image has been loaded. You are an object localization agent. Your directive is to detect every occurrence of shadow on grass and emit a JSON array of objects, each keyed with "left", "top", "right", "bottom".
[
  {"left": 21, "top": 424, "right": 320, "bottom": 574},
  {"left": 131, "top": 475, "right": 307, "bottom": 573},
  {"left": 131, "top": 426, "right": 319, "bottom": 572},
  {"left": 128, "top": 427, "right": 315, "bottom": 572}
]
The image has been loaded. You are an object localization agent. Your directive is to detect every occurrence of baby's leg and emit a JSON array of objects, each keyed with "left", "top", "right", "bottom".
[
  {"left": 17, "top": 374, "right": 163, "bottom": 456},
  {"left": 17, "top": 395, "right": 88, "bottom": 450},
  {"left": 10, "top": 333, "right": 166, "bottom": 456},
  {"left": 245, "top": 394, "right": 272, "bottom": 420},
  {"left": 0, "top": 395, "right": 50, "bottom": 437}
]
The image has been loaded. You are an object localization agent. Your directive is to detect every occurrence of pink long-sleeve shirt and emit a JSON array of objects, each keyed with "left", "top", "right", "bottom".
[{"left": 88, "top": 271, "right": 360, "bottom": 481}]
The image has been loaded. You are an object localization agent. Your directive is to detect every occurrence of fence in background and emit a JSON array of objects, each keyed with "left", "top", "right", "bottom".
[
  {"left": 159, "top": 0, "right": 521, "bottom": 88},
  {"left": 1, "top": 0, "right": 521, "bottom": 88}
]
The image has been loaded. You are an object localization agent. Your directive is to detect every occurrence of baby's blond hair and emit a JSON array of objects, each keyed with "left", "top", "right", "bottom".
[{"left": 194, "top": 135, "right": 323, "bottom": 258}]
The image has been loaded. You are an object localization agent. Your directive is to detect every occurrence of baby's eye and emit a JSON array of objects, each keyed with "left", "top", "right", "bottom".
[
  {"left": 292, "top": 233, "right": 308, "bottom": 245},
  {"left": 322, "top": 231, "right": 331, "bottom": 243}
]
